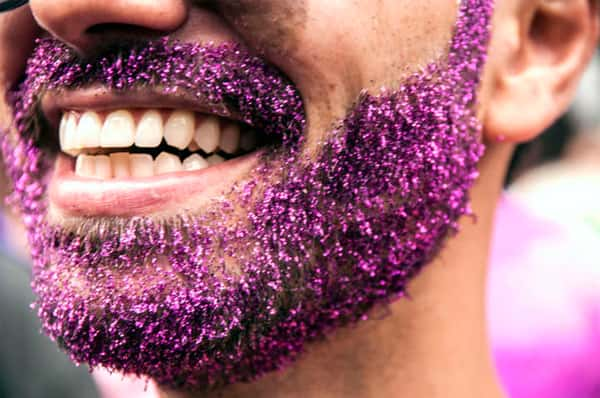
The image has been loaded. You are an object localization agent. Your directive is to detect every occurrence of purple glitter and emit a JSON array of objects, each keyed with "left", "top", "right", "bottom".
[{"left": 1, "top": 0, "right": 493, "bottom": 391}]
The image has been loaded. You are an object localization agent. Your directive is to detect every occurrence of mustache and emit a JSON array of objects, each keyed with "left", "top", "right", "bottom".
[{"left": 11, "top": 37, "right": 306, "bottom": 147}]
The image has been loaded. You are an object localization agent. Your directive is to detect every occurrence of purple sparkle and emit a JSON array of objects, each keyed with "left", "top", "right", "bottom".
[{"left": 1, "top": 0, "right": 493, "bottom": 391}]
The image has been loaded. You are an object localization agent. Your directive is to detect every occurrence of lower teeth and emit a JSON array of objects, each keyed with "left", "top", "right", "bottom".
[{"left": 75, "top": 151, "right": 227, "bottom": 179}]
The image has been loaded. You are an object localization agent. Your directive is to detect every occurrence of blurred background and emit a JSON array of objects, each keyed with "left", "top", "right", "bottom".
[
  {"left": 488, "top": 49, "right": 600, "bottom": 398},
  {"left": 0, "top": 50, "right": 599, "bottom": 398}
]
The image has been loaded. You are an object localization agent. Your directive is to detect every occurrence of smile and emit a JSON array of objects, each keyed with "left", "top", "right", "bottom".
[
  {"left": 17, "top": 39, "right": 306, "bottom": 220},
  {"left": 47, "top": 103, "right": 272, "bottom": 217},
  {"left": 62, "top": 109, "right": 259, "bottom": 178}
]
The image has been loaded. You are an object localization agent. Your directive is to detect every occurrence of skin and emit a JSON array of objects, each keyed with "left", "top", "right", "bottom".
[{"left": 0, "top": 1, "right": 598, "bottom": 398}]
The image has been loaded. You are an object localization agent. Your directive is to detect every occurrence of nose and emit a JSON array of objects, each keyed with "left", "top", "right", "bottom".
[{"left": 28, "top": 0, "right": 188, "bottom": 55}]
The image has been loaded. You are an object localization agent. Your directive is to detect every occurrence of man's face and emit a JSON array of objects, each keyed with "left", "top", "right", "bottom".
[{"left": 0, "top": 0, "right": 492, "bottom": 390}]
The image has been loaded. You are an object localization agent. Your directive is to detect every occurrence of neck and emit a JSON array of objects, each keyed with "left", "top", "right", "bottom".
[{"left": 160, "top": 145, "right": 511, "bottom": 398}]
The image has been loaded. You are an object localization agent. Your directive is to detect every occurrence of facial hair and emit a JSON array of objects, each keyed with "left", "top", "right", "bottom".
[{"left": 1, "top": 0, "right": 493, "bottom": 391}]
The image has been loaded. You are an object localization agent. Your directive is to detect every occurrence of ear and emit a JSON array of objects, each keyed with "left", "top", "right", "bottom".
[{"left": 484, "top": 0, "right": 600, "bottom": 143}]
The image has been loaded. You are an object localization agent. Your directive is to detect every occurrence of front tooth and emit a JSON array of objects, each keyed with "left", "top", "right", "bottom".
[
  {"left": 110, "top": 152, "right": 131, "bottom": 178},
  {"left": 194, "top": 116, "right": 220, "bottom": 154},
  {"left": 95, "top": 155, "right": 112, "bottom": 179},
  {"left": 101, "top": 110, "right": 135, "bottom": 148},
  {"left": 135, "top": 110, "right": 164, "bottom": 148},
  {"left": 206, "top": 154, "right": 225, "bottom": 166},
  {"left": 77, "top": 111, "right": 102, "bottom": 148},
  {"left": 219, "top": 123, "right": 240, "bottom": 154},
  {"left": 164, "top": 110, "right": 195, "bottom": 150},
  {"left": 130, "top": 154, "right": 154, "bottom": 178},
  {"left": 62, "top": 113, "right": 79, "bottom": 153},
  {"left": 182, "top": 154, "right": 209, "bottom": 171},
  {"left": 239, "top": 130, "right": 258, "bottom": 152},
  {"left": 75, "top": 155, "right": 96, "bottom": 178},
  {"left": 154, "top": 152, "right": 183, "bottom": 175},
  {"left": 59, "top": 114, "right": 68, "bottom": 150}
]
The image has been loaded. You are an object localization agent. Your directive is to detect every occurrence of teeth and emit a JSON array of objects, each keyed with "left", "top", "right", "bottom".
[
  {"left": 77, "top": 111, "right": 102, "bottom": 148},
  {"left": 75, "top": 155, "right": 96, "bottom": 178},
  {"left": 101, "top": 110, "right": 136, "bottom": 148},
  {"left": 59, "top": 114, "right": 69, "bottom": 150},
  {"left": 219, "top": 122, "right": 240, "bottom": 154},
  {"left": 182, "top": 154, "right": 209, "bottom": 171},
  {"left": 61, "top": 113, "right": 80, "bottom": 155},
  {"left": 110, "top": 152, "right": 131, "bottom": 178},
  {"left": 95, "top": 155, "right": 112, "bottom": 179},
  {"left": 155, "top": 152, "right": 183, "bottom": 175},
  {"left": 164, "top": 110, "right": 195, "bottom": 150},
  {"left": 62, "top": 109, "right": 263, "bottom": 179},
  {"left": 130, "top": 154, "right": 154, "bottom": 178},
  {"left": 74, "top": 153, "right": 232, "bottom": 179},
  {"left": 206, "top": 154, "right": 225, "bottom": 166},
  {"left": 194, "top": 116, "right": 220, "bottom": 154},
  {"left": 135, "top": 110, "right": 164, "bottom": 148},
  {"left": 60, "top": 109, "right": 260, "bottom": 155}
]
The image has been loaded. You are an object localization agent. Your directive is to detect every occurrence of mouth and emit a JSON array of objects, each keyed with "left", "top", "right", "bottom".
[
  {"left": 9, "top": 38, "right": 306, "bottom": 221},
  {"left": 43, "top": 91, "right": 278, "bottom": 218}
]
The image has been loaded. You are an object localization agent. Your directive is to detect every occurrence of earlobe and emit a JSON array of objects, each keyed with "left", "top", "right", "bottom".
[{"left": 483, "top": 0, "right": 599, "bottom": 143}]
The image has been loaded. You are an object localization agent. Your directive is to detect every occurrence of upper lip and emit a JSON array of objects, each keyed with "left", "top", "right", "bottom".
[{"left": 40, "top": 85, "right": 246, "bottom": 140}]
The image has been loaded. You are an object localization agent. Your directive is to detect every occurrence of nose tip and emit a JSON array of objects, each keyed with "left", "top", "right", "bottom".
[{"left": 28, "top": 0, "right": 188, "bottom": 55}]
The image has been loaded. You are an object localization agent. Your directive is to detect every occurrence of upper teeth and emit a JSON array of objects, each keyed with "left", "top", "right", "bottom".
[
  {"left": 60, "top": 109, "right": 259, "bottom": 179},
  {"left": 59, "top": 109, "right": 254, "bottom": 156}
]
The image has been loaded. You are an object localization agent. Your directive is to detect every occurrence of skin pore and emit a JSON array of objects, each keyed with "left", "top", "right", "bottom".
[{"left": 1, "top": 1, "right": 598, "bottom": 398}]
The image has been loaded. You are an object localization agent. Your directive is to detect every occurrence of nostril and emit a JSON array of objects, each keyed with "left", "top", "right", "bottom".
[
  {"left": 77, "top": 23, "right": 174, "bottom": 57},
  {"left": 28, "top": 0, "right": 188, "bottom": 56},
  {"left": 86, "top": 23, "right": 168, "bottom": 38},
  {"left": 0, "top": 0, "right": 28, "bottom": 13}
]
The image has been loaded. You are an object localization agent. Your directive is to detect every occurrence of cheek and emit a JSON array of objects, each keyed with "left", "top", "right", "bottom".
[
  {"left": 276, "top": 0, "right": 460, "bottom": 146},
  {"left": 292, "top": 0, "right": 458, "bottom": 85}
]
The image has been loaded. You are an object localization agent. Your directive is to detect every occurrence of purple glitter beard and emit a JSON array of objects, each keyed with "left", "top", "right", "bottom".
[{"left": 1, "top": 0, "right": 493, "bottom": 390}]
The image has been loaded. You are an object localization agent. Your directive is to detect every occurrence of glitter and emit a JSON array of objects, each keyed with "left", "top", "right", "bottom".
[{"left": 1, "top": 0, "right": 494, "bottom": 391}]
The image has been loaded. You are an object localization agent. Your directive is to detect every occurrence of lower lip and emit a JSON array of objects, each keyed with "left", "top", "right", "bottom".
[{"left": 49, "top": 151, "right": 264, "bottom": 217}]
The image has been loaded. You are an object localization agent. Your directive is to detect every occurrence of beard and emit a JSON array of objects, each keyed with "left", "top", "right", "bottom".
[{"left": 1, "top": 0, "right": 493, "bottom": 391}]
